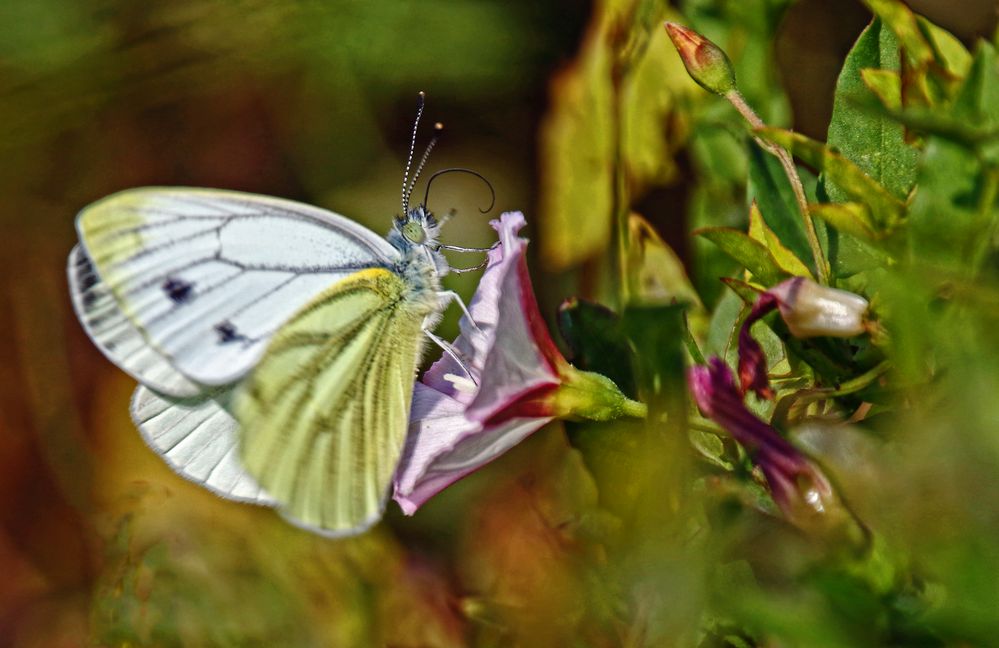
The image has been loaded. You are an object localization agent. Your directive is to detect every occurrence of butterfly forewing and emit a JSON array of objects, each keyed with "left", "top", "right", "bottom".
[
  {"left": 236, "top": 268, "right": 430, "bottom": 536},
  {"left": 74, "top": 188, "right": 400, "bottom": 386},
  {"left": 68, "top": 244, "right": 203, "bottom": 397}
]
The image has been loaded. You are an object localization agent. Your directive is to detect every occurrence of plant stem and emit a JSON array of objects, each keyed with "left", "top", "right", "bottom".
[
  {"left": 621, "top": 397, "right": 649, "bottom": 419},
  {"left": 725, "top": 90, "right": 830, "bottom": 285}
]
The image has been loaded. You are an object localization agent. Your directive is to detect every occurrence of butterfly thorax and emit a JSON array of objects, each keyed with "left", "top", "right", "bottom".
[{"left": 388, "top": 204, "right": 446, "bottom": 314}]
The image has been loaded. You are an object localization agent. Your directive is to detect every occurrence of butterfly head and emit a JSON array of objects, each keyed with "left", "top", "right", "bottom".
[
  {"left": 388, "top": 205, "right": 450, "bottom": 283},
  {"left": 393, "top": 204, "right": 442, "bottom": 248}
]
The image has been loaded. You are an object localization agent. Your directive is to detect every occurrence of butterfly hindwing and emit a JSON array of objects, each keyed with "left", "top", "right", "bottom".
[
  {"left": 235, "top": 268, "right": 430, "bottom": 536},
  {"left": 130, "top": 384, "right": 277, "bottom": 506},
  {"left": 74, "top": 188, "right": 400, "bottom": 386}
]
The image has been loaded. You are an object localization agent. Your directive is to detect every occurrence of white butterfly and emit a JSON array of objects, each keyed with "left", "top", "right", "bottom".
[{"left": 67, "top": 95, "right": 491, "bottom": 536}]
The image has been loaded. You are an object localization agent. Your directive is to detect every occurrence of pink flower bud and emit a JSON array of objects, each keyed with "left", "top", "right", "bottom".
[{"left": 664, "top": 22, "right": 737, "bottom": 96}]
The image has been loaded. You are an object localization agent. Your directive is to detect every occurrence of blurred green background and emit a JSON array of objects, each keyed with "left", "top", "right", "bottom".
[{"left": 1, "top": 0, "right": 995, "bottom": 646}]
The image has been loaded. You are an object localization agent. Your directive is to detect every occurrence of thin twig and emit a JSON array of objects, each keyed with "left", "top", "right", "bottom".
[{"left": 726, "top": 90, "right": 830, "bottom": 284}]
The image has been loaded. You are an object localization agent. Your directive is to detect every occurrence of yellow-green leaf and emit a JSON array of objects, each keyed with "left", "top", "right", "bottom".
[
  {"left": 538, "top": 37, "right": 615, "bottom": 270},
  {"left": 860, "top": 68, "right": 903, "bottom": 112},
  {"left": 539, "top": 1, "right": 693, "bottom": 271},
  {"left": 749, "top": 202, "right": 814, "bottom": 279},
  {"left": 623, "top": 15, "right": 698, "bottom": 192},
  {"left": 626, "top": 213, "right": 702, "bottom": 307},
  {"left": 810, "top": 202, "right": 879, "bottom": 241}
]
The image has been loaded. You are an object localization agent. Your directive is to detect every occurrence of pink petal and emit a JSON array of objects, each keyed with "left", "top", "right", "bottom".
[
  {"left": 393, "top": 385, "right": 552, "bottom": 515},
  {"left": 738, "top": 291, "right": 779, "bottom": 399},
  {"left": 393, "top": 212, "right": 560, "bottom": 515},
  {"left": 421, "top": 212, "right": 528, "bottom": 401}
]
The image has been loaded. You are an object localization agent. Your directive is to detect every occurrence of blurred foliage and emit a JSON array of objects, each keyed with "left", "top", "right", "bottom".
[{"left": 6, "top": 0, "right": 999, "bottom": 646}]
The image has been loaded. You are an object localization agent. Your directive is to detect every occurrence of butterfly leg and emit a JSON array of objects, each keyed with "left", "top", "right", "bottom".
[
  {"left": 436, "top": 290, "right": 482, "bottom": 333},
  {"left": 421, "top": 324, "right": 478, "bottom": 386}
]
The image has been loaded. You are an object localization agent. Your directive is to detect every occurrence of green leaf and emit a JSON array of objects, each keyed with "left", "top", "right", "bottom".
[
  {"left": 747, "top": 140, "right": 816, "bottom": 273},
  {"left": 908, "top": 44, "right": 999, "bottom": 268},
  {"left": 558, "top": 298, "right": 636, "bottom": 399},
  {"left": 760, "top": 128, "right": 906, "bottom": 232},
  {"left": 826, "top": 19, "right": 918, "bottom": 203},
  {"left": 719, "top": 277, "right": 762, "bottom": 305},
  {"left": 689, "top": 427, "right": 732, "bottom": 470},
  {"left": 950, "top": 42, "right": 999, "bottom": 144},
  {"left": 621, "top": 304, "right": 688, "bottom": 418},
  {"left": 916, "top": 16, "right": 971, "bottom": 79},
  {"left": 821, "top": 17, "right": 913, "bottom": 277},
  {"left": 705, "top": 288, "right": 745, "bottom": 359},
  {"left": 695, "top": 227, "right": 784, "bottom": 285},
  {"left": 908, "top": 137, "right": 995, "bottom": 267}
]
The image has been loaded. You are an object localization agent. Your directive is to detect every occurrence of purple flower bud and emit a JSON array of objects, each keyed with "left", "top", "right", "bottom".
[{"left": 689, "top": 358, "right": 853, "bottom": 536}]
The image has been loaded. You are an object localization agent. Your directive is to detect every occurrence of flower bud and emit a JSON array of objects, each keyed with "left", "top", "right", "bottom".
[
  {"left": 768, "top": 277, "right": 869, "bottom": 339},
  {"left": 739, "top": 278, "right": 869, "bottom": 398},
  {"left": 664, "top": 22, "right": 737, "bottom": 96},
  {"left": 690, "top": 358, "right": 865, "bottom": 544}
]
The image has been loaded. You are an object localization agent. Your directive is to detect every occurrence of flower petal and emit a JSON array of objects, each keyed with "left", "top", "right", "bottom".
[
  {"left": 393, "top": 385, "right": 552, "bottom": 515},
  {"left": 689, "top": 358, "right": 847, "bottom": 533},
  {"left": 738, "top": 291, "right": 779, "bottom": 399},
  {"left": 393, "top": 212, "right": 562, "bottom": 515},
  {"left": 425, "top": 211, "right": 563, "bottom": 423}
]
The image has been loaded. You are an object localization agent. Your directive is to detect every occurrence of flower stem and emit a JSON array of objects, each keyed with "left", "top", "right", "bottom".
[
  {"left": 621, "top": 398, "right": 648, "bottom": 420},
  {"left": 725, "top": 90, "right": 830, "bottom": 285}
]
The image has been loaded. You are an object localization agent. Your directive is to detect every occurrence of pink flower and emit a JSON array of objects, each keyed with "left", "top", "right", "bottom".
[
  {"left": 689, "top": 358, "right": 861, "bottom": 540},
  {"left": 393, "top": 212, "right": 643, "bottom": 515}
]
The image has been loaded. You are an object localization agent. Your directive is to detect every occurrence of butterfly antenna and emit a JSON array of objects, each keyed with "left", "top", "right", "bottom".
[
  {"left": 401, "top": 91, "right": 426, "bottom": 215},
  {"left": 423, "top": 167, "right": 496, "bottom": 214},
  {"left": 406, "top": 121, "right": 443, "bottom": 203}
]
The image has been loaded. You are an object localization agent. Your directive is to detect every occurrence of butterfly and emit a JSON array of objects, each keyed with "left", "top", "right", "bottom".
[{"left": 67, "top": 93, "right": 493, "bottom": 536}]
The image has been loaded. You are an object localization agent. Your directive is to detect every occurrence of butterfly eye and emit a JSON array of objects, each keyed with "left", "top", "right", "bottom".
[{"left": 402, "top": 221, "right": 426, "bottom": 244}]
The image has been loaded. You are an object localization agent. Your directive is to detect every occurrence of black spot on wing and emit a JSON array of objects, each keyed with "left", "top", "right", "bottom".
[
  {"left": 162, "top": 277, "right": 194, "bottom": 303},
  {"left": 215, "top": 321, "right": 248, "bottom": 345}
]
